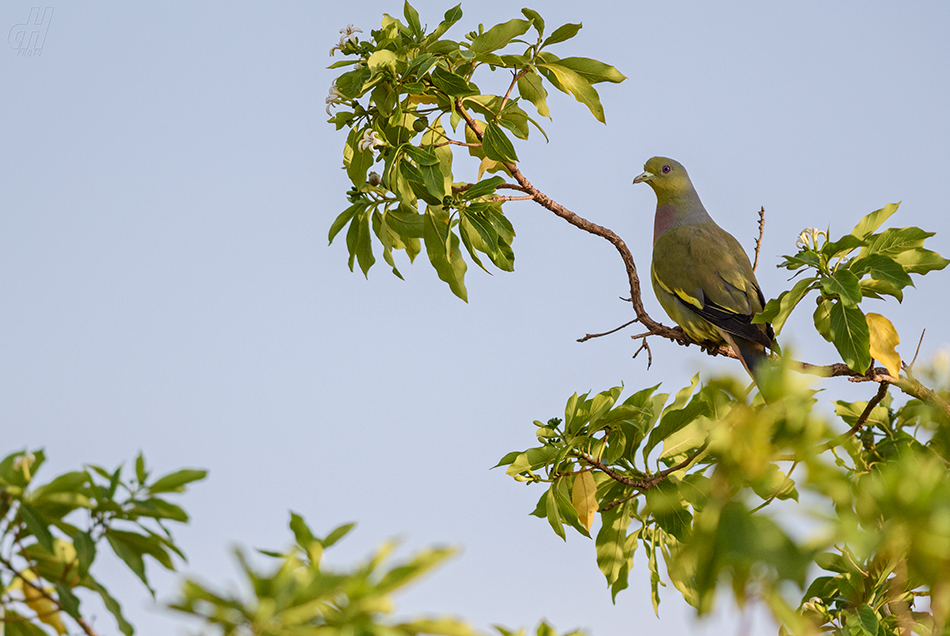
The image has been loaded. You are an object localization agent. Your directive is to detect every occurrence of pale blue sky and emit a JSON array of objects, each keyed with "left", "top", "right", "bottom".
[{"left": 2, "top": 2, "right": 949, "bottom": 635}]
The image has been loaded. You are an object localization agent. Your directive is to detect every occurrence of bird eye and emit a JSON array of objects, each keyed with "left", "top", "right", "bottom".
[{"left": 662, "top": 165, "right": 672, "bottom": 174}]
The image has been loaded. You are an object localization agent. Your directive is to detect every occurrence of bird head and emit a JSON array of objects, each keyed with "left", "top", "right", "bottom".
[{"left": 632, "top": 157, "right": 693, "bottom": 198}]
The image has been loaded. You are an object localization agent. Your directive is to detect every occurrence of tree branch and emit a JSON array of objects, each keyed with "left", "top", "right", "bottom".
[
  {"left": 753, "top": 206, "right": 766, "bottom": 273},
  {"left": 577, "top": 319, "right": 638, "bottom": 343},
  {"left": 582, "top": 442, "right": 709, "bottom": 512},
  {"left": 453, "top": 99, "right": 950, "bottom": 419}
]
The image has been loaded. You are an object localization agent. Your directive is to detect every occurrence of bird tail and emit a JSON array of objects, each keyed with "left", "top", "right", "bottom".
[{"left": 718, "top": 331, "right": 774, "bottom": 400}]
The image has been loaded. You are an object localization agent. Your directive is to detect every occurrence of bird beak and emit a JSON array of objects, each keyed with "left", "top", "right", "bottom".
[{"left": 633, "top": 170, "right": 654, "bottom": 184}]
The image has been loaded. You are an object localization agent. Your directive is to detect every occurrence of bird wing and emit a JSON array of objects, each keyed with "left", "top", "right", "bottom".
[{"left": 652, "top": 222, "right": 773, "bottom": 349}]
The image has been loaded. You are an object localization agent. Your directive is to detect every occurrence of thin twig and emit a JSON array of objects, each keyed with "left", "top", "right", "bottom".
[
  {"left": 451, "top": 182, "right": 530, "bottom": 194},
  {"left": 586, "top": 442, "right": 710, "bottom": 511},
  {"left": 498, "top": 69, "right": 529, "bottom": 113},
  {"left": 632, "top": 338, "right": 653, "bottom": 369},
  {"left": 753, "top": 206, "right": 766, "bottom": 273},
  {"left": 821, "top": 381, "right": 889, "bottom": 452},
  {"left": 488, "top": 195, "right": 535, "bottom": 202},
  {"left": 750, "top": 461, "right": 799, "bottom": 513},
  {"left": 577, "top": 319, "right": 638, "bottom": 343},
  {"left": 846, "top": 381, "right": 890, "bottom": 437},
  {"left": 910, "top": 329, "right": 926, "bottom": 369},
  {"left": 432, "top": 139, "right": 482, "bottom": 148}
]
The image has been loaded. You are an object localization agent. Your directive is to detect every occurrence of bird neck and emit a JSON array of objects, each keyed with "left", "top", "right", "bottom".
[{"left": 653, "top": 193, "right": 712, "bottom": 244}]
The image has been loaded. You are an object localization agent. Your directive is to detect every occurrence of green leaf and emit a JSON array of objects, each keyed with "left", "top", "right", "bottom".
[
  {"left": 819, "top": 269, "right": 862, "bottom": 307},
  {"left": 147, "top": 469, "right": 207, "bottom": 495},
  {"left": 482, "top": 122, "right": 518, "bottom": 163},
  {"left": 850, "top": 253, "right": 914, "bottom": 290},
  {"left": 423, "top": 205, "right": 468, "bottom": 301},
  {"left": 33, "top": 470, "right": 89, "bottom": 498},
  {"left": 891, "top": 247, "right": 950, "bottom": 274},
  {"left": 74, "top": 530, "right": 96, "bottom": 578},
  {"left": 107, "top": 531, "right": 152, "bottom": 594},
  {"left": 754, "top": 276, "right": 816, "bottom": 335},
  {"left": 367, "top": 49, "right": 399, "bottom": 74},
  {"left": 86, "top": 576, "right": 134, "bottom": 636},
  {"left": 538, "top": 62, "right": 605, "bottom": 123},
  {"left": 859, "top": 277, "right": 904, "bottom": 302},
  {"left": 470, "top": 18, "right": 531, "bottom": 54},
  {"left": 596, "top": 501, "right": 632, "bottom": 586},
  {"left": 779, "top": 250, "right": 821, "bottom": 271},
  {"left": 813, "top": 298, "right": 833, "bottom": 342},
  {"left": 645, "top": 480, "right": 692, "bottom": 541},
  {"left": 659, "top": 419, "right": 709, "bottom": 460},
  {"left": 323, "top": 522, "right": 356, "bottom": 548},
  {"left": 377, "top": 546, "right": 457, "bottom": 594},
  {"left": 403, "top": 1, "right": 421, "bottom": 35},
  {"left": 459, "top": 213, "right": 496, "bottom": 273},
  {"left": 505, "top": 446, "right": 557, "bottom": 476},
  {"left": 820, "top": 234, "right": 865, "bottom": 260},
  {"left": 290, "top": 511, "right": 316, "bottom": 549},
  {"left": 19, "top": 504, "right": 54, "bottom": 552},
  {"left": 54, "top": 582, "right": 82, "bottom": 620},
  {"left": 460, "top": 176, "right": 505, "bottom": 200},
  {"left": 430, "top": 66, "right": 478, "bottom": 97},
  {"left": 2, "top": 613, "right": 50, "bottom": 636},
  {"left": 517, "top": 70, "right": 551, "bottom": 118},
  {"left": 423, "top": 5, "right": 463, "bottom": 44},
  {"left": 863, "top": 226, "right": 933, "bottom": 258},
  {"left": 850, "top": 202, "right": 900, "bottom": 240},
  {"left": 520, "top": 8, "right": 544, "bottom": 34},
  {"left": 335, "top": 67, "right": 371, "bottom": 98},
  {"left": 829, "top": 301, "right": 871, "bottom": 373},
  {"left": 328, "top": 203, "right": 361, "bottom": 245},
  {"left": 544, "top": 485, "right": 566, "bottom": 540},
  {"left": 129, "top": 497, "right": 189, "bottom": 522},
  {"left": 135, "top": 453, "right": 147, "bottom": 484},
  {"left": 552, "top": 57, "right": 626, "bottom": 84},
  {"left": 854, "top": 604, "right": 879, "bottom": 636},
  {"left": 542, "top": 22, "right": 582, "bottom": 47},
  {"left": 404, "top": 146, "right": 445, "bottom": 199},
  {"left": 642, "top": 377, "right": 702, "bottom": 462}
]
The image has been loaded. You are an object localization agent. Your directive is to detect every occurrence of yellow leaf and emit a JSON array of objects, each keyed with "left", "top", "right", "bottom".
[
  {"left": 407, "top": 93, "right": 438, "bottom": 105},
  {"left": 866, "top": 312, "right": 901, "bottom": 377},
  {"left": 24, "top": 584, "right": 67, "bottom": 635},
  {"left": 571, "top": 471, "right": 598, "bottom": 531},
  {"left": 477, "top": 156, "right": 507, "bottom": 181}
]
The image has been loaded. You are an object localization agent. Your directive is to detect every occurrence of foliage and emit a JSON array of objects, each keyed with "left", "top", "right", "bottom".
[
  {"left": 325, "top": 6, "right": 950, "bottom": 636},
  {"left": 326, "top": 2, "right": 624, "bottom": 301},
  {"left": 0, "top": 449, "right": 204, "bottom": 635},
  {"left": 755, "top": 204, "right": 949, "bottom": 374},
  {"left": 171, "top": 513, "right": 584, "bottom": 636},
  {"left": 496, "top": 204, "right": 950, "bottom": 635}
]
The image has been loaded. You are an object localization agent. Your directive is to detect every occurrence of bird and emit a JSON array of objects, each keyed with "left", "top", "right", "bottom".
[{"left": 633, "top": 156, "right": 775, "bottom": 386}]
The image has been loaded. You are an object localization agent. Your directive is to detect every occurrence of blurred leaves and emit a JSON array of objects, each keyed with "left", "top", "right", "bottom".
[
  {"left": 498, "top": 347, "right": 950, "bottom": 634},
  {"left": 172, "top": 512, "right": 584, "bottom": 636},
  {"left": 0, "top": 450, "right": 204, "bottom": 636}
]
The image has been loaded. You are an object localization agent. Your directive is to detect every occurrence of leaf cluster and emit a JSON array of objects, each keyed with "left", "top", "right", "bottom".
[
  {"left": 171, "top": 512, "right": 585, "bottom": 636},
  {"left": 498, "top": 351, "right": 950, "bottom": 634},
  {"left": 0, "top": 449, "right": 205, "bottom": 635},
  {"left": 756, "top": 203, "right": 949, "bottom": 374},
  {"left": 327, "top": 3, "right": 624, "bottom": 301}
]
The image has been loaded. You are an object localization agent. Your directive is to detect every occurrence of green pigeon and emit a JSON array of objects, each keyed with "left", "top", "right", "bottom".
[{"left": 633, "top": 157, "right": 775, "bottom": 383}]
